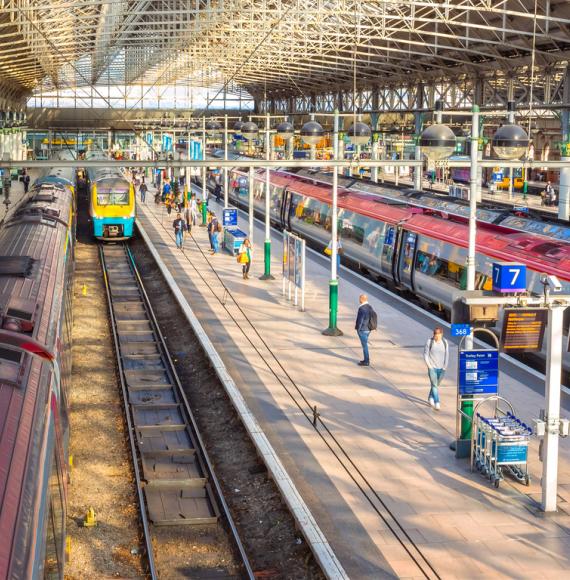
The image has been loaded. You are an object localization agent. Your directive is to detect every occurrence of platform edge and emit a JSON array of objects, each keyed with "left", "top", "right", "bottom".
[{"left": 137, "top": 221, "right": 349, "bottom": 580}]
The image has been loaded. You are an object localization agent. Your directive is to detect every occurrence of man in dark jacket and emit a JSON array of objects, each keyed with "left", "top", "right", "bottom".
[{"left": 355, "top": 294, "right": 375, "bottom": 366}]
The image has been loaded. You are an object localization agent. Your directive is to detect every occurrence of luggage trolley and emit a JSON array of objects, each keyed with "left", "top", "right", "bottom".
[{"left": 472, "top": 396, "right": 532, "bottom": 488}]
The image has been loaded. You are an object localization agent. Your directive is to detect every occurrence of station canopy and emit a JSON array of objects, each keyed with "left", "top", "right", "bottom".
[{"left": 1, "top": 0, "right": 570, "bottom": 107}]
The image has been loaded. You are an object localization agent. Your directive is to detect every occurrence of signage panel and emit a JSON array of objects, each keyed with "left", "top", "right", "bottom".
[
  {"left": 451, "top": 323, "right": 472, "bottom": 337},
  {"left": 459, "top": 350, "right": 499, "bottom": 396},
  {"left": 500, "top": 308, "right": 548, "bottom": 353},
  {"left": 492, "top": 262, "right": 526, "bottom": 293},
  {"left": 222, "top": 209, "right": 238, "bottom": 227}
]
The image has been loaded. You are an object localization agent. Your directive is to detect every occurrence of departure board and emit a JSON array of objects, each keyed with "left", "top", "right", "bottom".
[{"left": 500, "top": 308, "right": 548, "bottom": 352}]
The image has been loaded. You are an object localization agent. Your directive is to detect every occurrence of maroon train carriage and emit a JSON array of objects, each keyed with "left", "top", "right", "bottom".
[
  {"left": 0, "top": 178, "right": 75, "bottom": 579},
  {"left": 228, "top": 167, "right": 570, "bottom": 374}
]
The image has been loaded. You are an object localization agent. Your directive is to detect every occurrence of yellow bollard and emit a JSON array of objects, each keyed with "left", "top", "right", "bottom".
[
  {"left": 83, "top": 507, "right": 97, "bottom": 527},
  {"left": 65, "top": 537, "right": 71, "bottom": 561}
]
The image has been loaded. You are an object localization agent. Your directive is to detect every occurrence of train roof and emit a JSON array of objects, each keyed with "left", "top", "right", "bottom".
[
  {"left": 256, "top": 169, "right": 570, "bottom": 281},
  {"left": 0, "top": 182, "right": 73, "bottom": 577}
]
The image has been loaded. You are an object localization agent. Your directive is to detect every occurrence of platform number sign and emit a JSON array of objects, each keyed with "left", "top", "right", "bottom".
[
  {"left": 492, "top": 262, "right": 526, "bottom": 293},
  {"left": 451, "top": 324, "right": 472, "bottom": 337}
]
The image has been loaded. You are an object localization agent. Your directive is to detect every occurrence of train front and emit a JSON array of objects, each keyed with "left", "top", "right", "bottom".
[{"left": 90, "top": 175, "right": 135, "bottom": 240}]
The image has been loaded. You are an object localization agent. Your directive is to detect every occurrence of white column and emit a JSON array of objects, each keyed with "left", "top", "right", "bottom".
[
  {"left": 331, "top": 109, "right": 339, "bottom": 281},
  {"left": 559, "top": 157, "right": 570, "bottom": 221},
  {"left": 223, "top": 115, "right": 229, "bottom": 208},
  {"left": 414, "top": 144, "right": 422, "bottom": 189},
  {"left": 467, "top": 106, "right": 480, "bottom": 292},
  {"left": 201, "top": 118, "right": 207, "bottom": 203},
  {"left": 371, "top": 140, "right": 379, "bottom": 183},
  {"left": 542, "top": 304, "right": 566, "bottom": 512},
  {"left": 248, "top": 166, "right": 254, "bottom": 244}
]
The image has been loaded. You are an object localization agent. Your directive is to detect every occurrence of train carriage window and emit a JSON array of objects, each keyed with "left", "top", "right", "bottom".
[
  {"left": 338, "top": 210, "right": 365, "bottom": 245},
  {"left": 299, "top": 198, "right": 323, "bottom": 225},
  {"left": 363, "top": 221, "right": 386, "bottom": 256},
  {"left": 415, "top": 240, "right": 467, "bottom": 289}
]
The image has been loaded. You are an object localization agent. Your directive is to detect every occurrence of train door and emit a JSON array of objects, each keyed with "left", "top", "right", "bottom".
[
  {"left": 396, "top": 230, "right": 418, "bottom": 290},
  {"left": 380, "top": 224, "right": 398, "bottom": 282},
  {"left": 280, "top": 186, "right": 291, "bottom": 229}
]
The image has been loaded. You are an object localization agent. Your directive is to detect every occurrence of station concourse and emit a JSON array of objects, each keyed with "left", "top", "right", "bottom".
[{"left": 135, "top": 188, "right": 570, "bottom": 579}]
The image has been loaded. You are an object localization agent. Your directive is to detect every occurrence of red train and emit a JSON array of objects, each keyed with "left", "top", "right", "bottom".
[{"left": 0, "top": 176, "right": 75, "bottom": 578}]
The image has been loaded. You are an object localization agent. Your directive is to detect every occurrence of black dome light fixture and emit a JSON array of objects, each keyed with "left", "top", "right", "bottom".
[
  {"left": 241, "top": 121, "right": 259, "bottom": 141},
  {"left": 276, "top": 121, "right": 295, "bottom": 139},
  {"left": 347, "top": 121, "right": 372, "bottom": 146},
  {"left": 300, "top": 120, "right": 324, "bottom": 146},
  {"left": 205, "top": 119, "right": 221, "bottom": 136},
  {"left": 233, "top": 120, "right": 244, "bottom": 134},
  {"left": 492, "top": 124, "right": 529, "bottom": 160},
  {"left": 419, "top": 123, "right": 457, "bottom": 161}
]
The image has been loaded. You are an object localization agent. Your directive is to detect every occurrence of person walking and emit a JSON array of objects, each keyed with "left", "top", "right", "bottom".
[
  {"left": 238, "top": 238, "right": 253, "bottom": 279},
  {"left": 210, "top": 213, "right": 221, "bottom": 254},
  {"left": 172, "top": 212, "right": 187, "bottom": 250},
  {"left": 545, "top": 181, "right": 555, "bottom": 206},
  {"left": 139, "top": 179, "right": 147, "bottom": 203},
  {"left": 423, "top": 327, "right": 449, "bottom": 411},
  {"left": 354, "top": 294, "right": 377, "bottom": 366},
  {"left": 190, "top": 194, "right": 198, "bottom": 225},
  {"left": 214, "top": 181, "right": 222, "bottom": 203},
  {"left": 23, "top": 172, "right": 30, "bottom": 194}
]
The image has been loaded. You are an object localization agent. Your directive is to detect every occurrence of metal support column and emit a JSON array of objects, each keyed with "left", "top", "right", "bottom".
[
  {"left": 201, "top": 117, "right": 207, "bottom": 226},
  {"left": 542, "top": 305, "right": 565, "bottom": 512},
  {"left": 223, "top": 115, "right": 229, "bottom": 209},
  {"left": 323, "top": 109, "right": 342, "bottom": 336},
  {"left": 248, "top": 166, "right": 254, "bottom": 245},
  {"left": 260, "top": 113, "right": 274, "bottom": 280},
  {"left": 461, "top": 104, "right": 480, "bottom": 446}
]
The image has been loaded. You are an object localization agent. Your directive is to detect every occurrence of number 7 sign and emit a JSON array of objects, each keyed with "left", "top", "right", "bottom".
[{"left": 492, "top": 262, "right": 527, "bottom": 293}]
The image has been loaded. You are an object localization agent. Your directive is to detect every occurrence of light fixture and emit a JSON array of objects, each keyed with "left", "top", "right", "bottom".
[
  {"left": 347, "top": 121, "right": 372, "bottom": 146},
  {"left": 300, "top": 120, "right": 324, "bottom": 146},
  {"left": 276, "top": 121, "right": 295, "bottom": 139},
  {"left": 241, "top": 121, "right": 259, "bottom": 141},
  {"left": 233, "top": 120, "right": 244, "bottom": 134},
  {"left": 492, "top": 124, "right": 529, "bottom": 160},
  {"left": 419, "top": 124, "right": 457, "bottom": 161},
  {"left": 206, "top": 120, "right": 221, "bottom": 136}
]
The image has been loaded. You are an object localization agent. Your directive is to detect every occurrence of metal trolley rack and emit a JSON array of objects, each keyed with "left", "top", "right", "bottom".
[{"left": 472, "top": 396, "right": 532, "bottom": 488}]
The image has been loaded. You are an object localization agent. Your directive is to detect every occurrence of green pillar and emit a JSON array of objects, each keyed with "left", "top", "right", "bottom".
[
  {"left": 322, "top": 279, "right": 343, "bottom": 336},
  {"left": 460, "top": 397, "right": 474, "bottom": 440},
  {"left": 259, "top": 240, "right": 274, "bottom": 280},
  {"left": 200, "top": 200, "right": 208, "bottom": 226}
]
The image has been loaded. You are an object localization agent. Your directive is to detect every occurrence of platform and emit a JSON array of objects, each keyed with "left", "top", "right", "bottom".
[{"left": 136, "top": 192, "right": 570, "bottom": 579}]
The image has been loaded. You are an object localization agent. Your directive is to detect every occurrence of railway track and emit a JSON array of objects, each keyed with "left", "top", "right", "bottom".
[{"left": 100, "top": 242, "right": 253, "bottom": 579}]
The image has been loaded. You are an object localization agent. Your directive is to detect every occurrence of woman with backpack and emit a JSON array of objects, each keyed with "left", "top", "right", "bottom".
[
  {"left": 423, "top": 327, "right": 449, "bottom": 411},
  {"left": 237, "top": 238, "right": 253, "bottom": 279}
]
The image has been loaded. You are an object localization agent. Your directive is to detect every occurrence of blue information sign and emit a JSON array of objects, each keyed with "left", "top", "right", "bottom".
[
  {"left": 492, "top": 262, "right": 526, "bottom": 293},
  {"left": 459, "top": 350, "right": 499, "bottom": 396},
  {"left": 223, "top": 209, "right": 238, "bottom": 227},
  {"left": 492, "top": 171, "right": 503, "bottom": 182},
  {"left": 451, "top": 323, "right": 472, "bottom": 337}
]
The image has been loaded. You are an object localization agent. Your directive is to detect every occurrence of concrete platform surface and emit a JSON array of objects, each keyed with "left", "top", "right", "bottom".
[{"left": 136, "top": 190, "right": 570, "bottom": 579}]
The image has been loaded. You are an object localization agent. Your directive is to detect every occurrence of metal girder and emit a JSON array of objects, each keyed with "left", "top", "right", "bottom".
[{"left": 0, "top": 0, "right": 567, "bottom": 111}]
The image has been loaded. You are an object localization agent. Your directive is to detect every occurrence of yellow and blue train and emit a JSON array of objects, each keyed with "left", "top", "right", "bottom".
[{"left": 87, "top": 154, "right": 135, "bottom": 240}]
